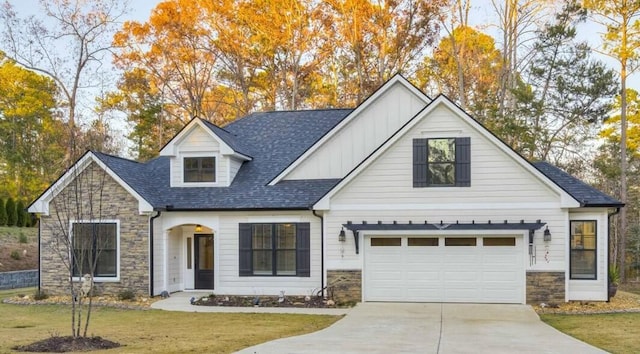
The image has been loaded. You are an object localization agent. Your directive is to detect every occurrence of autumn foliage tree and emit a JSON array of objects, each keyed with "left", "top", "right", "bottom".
[{"left": 0, "top": 56, "right": 64, "bottom": 200}]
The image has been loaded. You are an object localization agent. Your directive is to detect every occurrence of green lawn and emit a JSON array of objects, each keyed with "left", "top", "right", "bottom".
[
  {"left": 0, "top": 289, "right": 342, "bottom": 353},
  {"left": 541, "top": 312, "right": 640, "bottom": 353}
]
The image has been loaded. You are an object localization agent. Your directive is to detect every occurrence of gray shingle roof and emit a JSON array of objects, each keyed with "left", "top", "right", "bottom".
[
  {"left": 95, "top": 109, "right": 351, "bottom": 210},
  {"left": 93, "top": 109, "right": 621, "bottom": 210},
  {"left": 532, "top": 162, "right": 623, "bottom": 207}
]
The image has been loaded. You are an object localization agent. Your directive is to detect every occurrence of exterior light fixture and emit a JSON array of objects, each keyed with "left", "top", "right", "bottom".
[
  {"left": 543, "top": 227, "right": 552, "bottom": 242},
  {"left": 195, "top": 224, "right": 203, "bottom": 232},
  {"left": 339, "top": 228, "right": 346, "bottom": 242}
]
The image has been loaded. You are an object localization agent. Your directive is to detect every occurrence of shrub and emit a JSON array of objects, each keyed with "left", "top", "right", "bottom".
[
  {"left": 18, "top": 232, "right": 28, "bottom": 244},
  {"left": 5, "top": 198, "right": 16, "bottom": 227},
  {"left": 10, "top": 250, "right": 21, "bottom": 260},
  {"left": 117, "top": 289, "right": 136, "bottom": 301},
  {"left": 34, "top": 289, "right": 49, "bottom": 300},
  {"left": 0, "top": 198, "right": 6, "bottom": 226},
  {"left": 16, "top": 200, "right": 25, "bottom": 227}
]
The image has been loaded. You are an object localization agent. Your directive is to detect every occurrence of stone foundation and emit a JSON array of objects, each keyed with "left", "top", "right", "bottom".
[
  {"left": 526, "top": 271, "right": 565, "bottom": 304},
  {"left": 327, "top": 270, "right": 361, "bottom": 304}
]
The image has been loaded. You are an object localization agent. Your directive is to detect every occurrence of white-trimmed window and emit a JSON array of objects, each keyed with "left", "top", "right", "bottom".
[
  {"left": 570, "top": 220, "right": 597, "bottom": 280},
  {"left": 184, "top": 156, "right": 216, "bottom": 183},
  {"left": 71, "top": 221, "right": 120, "bottom": 281}
]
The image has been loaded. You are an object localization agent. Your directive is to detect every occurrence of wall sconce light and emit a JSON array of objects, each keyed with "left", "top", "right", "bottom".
[
  {"left": 543, "top": 227, "right": 551, "bottom": 242},
  {"left": 339, "top": 228, "right": 346, "bottom": 242},
  {"left": 195, "top": 224, "right": 203, "bottom": 232}
]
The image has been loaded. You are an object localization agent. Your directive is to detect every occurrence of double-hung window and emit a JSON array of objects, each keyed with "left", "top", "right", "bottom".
[
  {"left": 71, "top": 222, "right": 119, "bottom": 279},
  {"left": 239, "top": 223, "right": 310, "bottom": 277},
  {"left": 570, "top": 221, "right": 597, "bottom": 280},
  {"left": 184, "top": 156, "right": 216, "bottom": 183},
  {"left": 413, "top": 137, "right": 470, "bottom": 187}
]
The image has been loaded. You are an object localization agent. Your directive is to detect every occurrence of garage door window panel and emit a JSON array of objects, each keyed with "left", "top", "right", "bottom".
[
  {"left": 483, "top": 237, "right": 516, "bottom": 246},
  {"left": 445, "top": 237, "right": 477, "bottom": 246},
  {"left": 371, "top": 238, "right": 401, "bottom": 246},
  {"left": 408, "top": 238, "right": 439, "bottom": 246},
  {"left": 570, "top": 221, "right": 597, "bottom": 280}
]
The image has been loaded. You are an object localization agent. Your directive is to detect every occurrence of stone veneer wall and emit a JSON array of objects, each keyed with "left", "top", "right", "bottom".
[
  {"left": 526, "top": 271, "right": 565, "bottom": 304},
  {"left": 327, "top": 270, "right": 361, "bottom": 304},
  {"left": 39, "top": 162, "right": 149, "bottom": 296}
]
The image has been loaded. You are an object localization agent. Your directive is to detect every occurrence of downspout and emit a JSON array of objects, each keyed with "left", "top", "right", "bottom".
[
  {"left": 37, "top": 216, "right": 41, "bottom": 292},
  {"left": 312, "top": 210, "right": 325, "bottom": 298},
  {"left": 607, "top": 207, "right": 621, "bottom": 302},
  {"left": 149, "top": 210, "right": 162, "bottom": 297}
]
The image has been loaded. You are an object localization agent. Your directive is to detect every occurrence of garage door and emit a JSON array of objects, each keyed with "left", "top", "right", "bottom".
[{"left": 364, "top": 235, "right": 524, "bottom": 303}]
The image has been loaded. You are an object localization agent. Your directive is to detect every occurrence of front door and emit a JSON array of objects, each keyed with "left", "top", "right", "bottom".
[{"left": 194, "top": 234, "right": 214, "bottom": 289}]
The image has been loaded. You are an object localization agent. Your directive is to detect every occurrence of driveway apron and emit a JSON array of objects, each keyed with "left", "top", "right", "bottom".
[{"left": 236, "top": 303, "right": 605, "bottom": 354}]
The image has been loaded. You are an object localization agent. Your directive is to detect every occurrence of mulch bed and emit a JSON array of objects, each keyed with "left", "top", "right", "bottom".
[
  {"left": 13, "top": 336, "right": 120, "bottom": 352},
  {"left": 534, "top": 291, "right": 640, "bottom": 315},
  {"left": 192, "top": 294, "right": 337, "bottom": 308}
]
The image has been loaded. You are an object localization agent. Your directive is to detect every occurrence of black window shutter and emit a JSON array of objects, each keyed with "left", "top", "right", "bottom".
[
  {"left": 238, "top": 223, "right": 253, "bottom": 276},
  {"left": 296, "top": 223, "right": 311, "bottom": 277},
  {"left": 455, "top": 137, "right": 471, "bottom": 187},
  {"left": 413, "top": 139, "right": 428, "bottom": 187}
]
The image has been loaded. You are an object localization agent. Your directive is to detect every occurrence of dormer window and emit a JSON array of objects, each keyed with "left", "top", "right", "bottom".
[{"left": 184, "top": 157, "right": 216, "bottom": 183}]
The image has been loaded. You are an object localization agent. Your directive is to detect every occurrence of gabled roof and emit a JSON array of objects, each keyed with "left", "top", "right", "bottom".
[
  {"left": 29, "top": 81, "right": 621, "bottom": 212},
  {"left": 532, "top": 162, "right": 623, "bottom": 207},
  {"left": 91, "top": 109, "right": 351, "bottom": 210},
  {"left": 312, "top": 95, "right": 602, "bottom": 210},
  {"left": 159, "top": 118, "right": 252, "bottom": 160},
  {"left": 269, "top": 74, "right": 431, "bottom": 185},
  {"left": 28, "top": 151, "right": 154, "bottom": 215}
]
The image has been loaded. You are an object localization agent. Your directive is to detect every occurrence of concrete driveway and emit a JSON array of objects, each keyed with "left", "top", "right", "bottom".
[{"left": 236, "top": 303, "right": 605, "bottom": 354}]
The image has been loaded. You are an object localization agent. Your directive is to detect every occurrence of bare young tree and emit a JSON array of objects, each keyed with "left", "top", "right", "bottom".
[
  {"left": 43, "top": 160, "right": 114, "bottom": 338},
  {"left": 0, "top": 0, "right": 129, "bottom": 163}
]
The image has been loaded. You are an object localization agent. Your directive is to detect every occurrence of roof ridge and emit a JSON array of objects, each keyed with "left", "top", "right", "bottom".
[{"left": 91, "top": 150, "right": 142, "bottom": 164}]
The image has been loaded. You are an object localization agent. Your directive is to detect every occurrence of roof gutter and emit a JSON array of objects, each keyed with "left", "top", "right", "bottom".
[
  {"left": 312, "top": 209, "right": 325, "bottom": 298},
  {"left": 607, "top": 207, "right": 621, "bottom": 302},
  {"left": 149, "top": 210, "right": 162, "bottom": 297},
  {"left": 163, "top": 206, "right": 310, "bottom": 212}
]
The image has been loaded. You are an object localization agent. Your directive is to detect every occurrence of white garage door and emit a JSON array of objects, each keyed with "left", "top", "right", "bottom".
[{"left": 364, "top": 235, "right": 524, "bottom": 303}]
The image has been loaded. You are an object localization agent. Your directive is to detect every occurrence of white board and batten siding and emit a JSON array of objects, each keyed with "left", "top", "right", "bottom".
[
  {"left": 169, "top": 125, "right": 232, "bottom": 187},
  {"left": 215, "top": 211, "right": 322, "bottom": 296},
  {"left": 567, "top": 209, "right": 609, "bottom": 301},
  {"left": 154, "top": 211, "right": 322, "bottom": 296},
  {"left": 319, "top": 103, "right": 576, "bottom": 303},
  {"left": 283, "top": 81, "right": 428, "bottom": 180}
]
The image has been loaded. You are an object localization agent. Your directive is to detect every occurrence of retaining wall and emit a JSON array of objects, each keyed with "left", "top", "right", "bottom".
[{"left": 0, "top": 269, "right": 38, "bottom": 290}]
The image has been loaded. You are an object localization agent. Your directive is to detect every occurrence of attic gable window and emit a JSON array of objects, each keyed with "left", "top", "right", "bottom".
[
  {"left": 184, "top": 157, "right": 216, "bottom": 183},
  {"left": 413, "top": 137, "right": 470, "bottom": 187}
]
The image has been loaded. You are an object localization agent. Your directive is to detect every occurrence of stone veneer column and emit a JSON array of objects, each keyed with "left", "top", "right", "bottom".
[
  {"left": 327, "top": 270, "right": 362, "bottom": 304},
  {"left": 39, "top": 162, "right": 149, "bottom": 296},
  {"left": 526, "top": 271, "right": 565, "bottom": 304}
]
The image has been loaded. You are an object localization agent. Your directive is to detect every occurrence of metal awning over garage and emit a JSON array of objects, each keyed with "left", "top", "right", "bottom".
[{"left": 342, "top": 220, "right": 546, "bottom": 253}]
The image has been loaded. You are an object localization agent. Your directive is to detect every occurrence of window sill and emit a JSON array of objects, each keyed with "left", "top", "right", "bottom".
[{"left": 72, "top": 276, "right": 120, "bottom": 283}]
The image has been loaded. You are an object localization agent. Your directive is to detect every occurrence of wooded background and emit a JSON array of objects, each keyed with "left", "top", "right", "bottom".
[{"left": 0, "top": 0, "right": 638, "bottom": 281}]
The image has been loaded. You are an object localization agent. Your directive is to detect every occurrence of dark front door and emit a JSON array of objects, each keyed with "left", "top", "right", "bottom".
[{"left": 195, "top": 234, "right": 214, "bottom": 289}]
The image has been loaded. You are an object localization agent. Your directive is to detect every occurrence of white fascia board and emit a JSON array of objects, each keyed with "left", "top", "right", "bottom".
[
  {"left": 28, "top": 152, "right": 153, "bottom": 215},
  {"left": 269, "top": 75, "right": 430, "bottom": 186},
  {"left": 313, "top": 96, "right": 580, "bottom": 210}
]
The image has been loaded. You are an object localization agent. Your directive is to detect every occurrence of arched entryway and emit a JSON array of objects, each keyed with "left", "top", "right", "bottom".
[{"left": 164, "top": 223, "right": 216, "bottom": 292}]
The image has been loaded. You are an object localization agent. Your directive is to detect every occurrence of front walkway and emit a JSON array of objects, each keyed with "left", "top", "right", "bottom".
[{"left": 150, "top": 291, "right": 350, "bottom": 315}]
